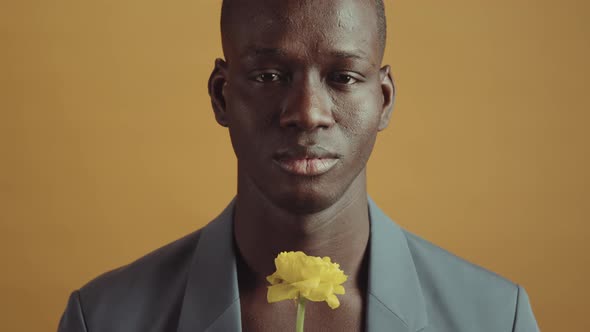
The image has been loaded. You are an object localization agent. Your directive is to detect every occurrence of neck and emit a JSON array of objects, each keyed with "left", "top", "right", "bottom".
[{"left": 233, "top": 171, "right": 370, "bottom": 291}]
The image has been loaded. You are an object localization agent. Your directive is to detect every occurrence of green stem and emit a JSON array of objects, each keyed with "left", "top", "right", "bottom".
[{"left": 296, "top": 297, "right": 306, "bottom": 332}]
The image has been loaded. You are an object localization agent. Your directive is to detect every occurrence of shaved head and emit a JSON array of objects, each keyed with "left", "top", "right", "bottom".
[
  {"left": 209, "top": 0, "right": 395, "bottom": 213},
  {"left": 220, "top": 0, "right": 387, "bottom": 62}
]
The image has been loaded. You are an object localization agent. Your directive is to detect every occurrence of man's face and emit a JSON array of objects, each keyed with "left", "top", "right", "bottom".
[{"left": 211, "top": 0, "right": 394, "bottom": 214}]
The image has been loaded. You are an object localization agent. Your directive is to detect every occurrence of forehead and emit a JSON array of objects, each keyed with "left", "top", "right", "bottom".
[{"left": 222, "top": 0, "right": 380, "bottom": 65}]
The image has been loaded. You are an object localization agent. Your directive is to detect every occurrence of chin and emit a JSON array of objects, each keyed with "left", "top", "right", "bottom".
[
  {"left": 241, "top": 162, "right": 365, "bottom": 216},
  {"left": 272, "top": 194, "right": 335, "bottom": 215},
  {"left": 267, "top": 181, "right": 345, "bottom": 215}
]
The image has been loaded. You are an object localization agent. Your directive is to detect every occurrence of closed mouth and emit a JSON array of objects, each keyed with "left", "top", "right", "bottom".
[
  {"left": 273, "top": 157, "right": 339, "bottom": 176},
  {"left": 272, "top": 146, "right": 340, "bottom": 176}
]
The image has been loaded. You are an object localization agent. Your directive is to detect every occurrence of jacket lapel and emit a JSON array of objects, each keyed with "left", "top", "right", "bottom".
[
  {"left": 366, "top": 198, "right": 429, "bottom": 332},
  {"left": 176, "top": 198, "right": 428, "bottom": 332},
  {"left": 176, "top": 200, "right": 242, "bottom": 332}
]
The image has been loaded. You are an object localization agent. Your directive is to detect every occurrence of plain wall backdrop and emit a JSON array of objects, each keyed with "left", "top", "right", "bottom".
[{"left": 1, "top": 0, "right": 589, "bottom": 330}]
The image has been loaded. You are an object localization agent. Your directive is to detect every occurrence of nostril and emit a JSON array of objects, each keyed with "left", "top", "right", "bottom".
[{"left": 284, "top": 121, "right": 298, "bottom": 129}]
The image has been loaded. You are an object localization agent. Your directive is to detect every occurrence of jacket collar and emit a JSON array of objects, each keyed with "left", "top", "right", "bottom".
[
  {"left": 176, "top": 200, "right": 242, "bottom": 332},
  {"left": 177, "top": 197, "right": 428, "bottom": 332},
  {"left": 366, "top": 197, "right": 429, "bottom": 332}
]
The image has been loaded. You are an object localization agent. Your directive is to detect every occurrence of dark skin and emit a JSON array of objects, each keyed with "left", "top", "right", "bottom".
[{"left": 209, "top": 0, "right": 395, "bottom": 330}]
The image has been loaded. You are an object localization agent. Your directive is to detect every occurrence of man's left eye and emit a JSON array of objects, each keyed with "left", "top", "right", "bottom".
[
  {"left": 254, "top": 72, "right": 283, "bottom": 83},
  {"left": 329, "top": 73, "right": 358, "bottom": 85}
]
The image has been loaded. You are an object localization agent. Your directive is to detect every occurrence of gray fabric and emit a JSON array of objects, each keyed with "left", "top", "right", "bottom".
[{"left": 58, "top": 198, "right": 540, "bottom": 331}]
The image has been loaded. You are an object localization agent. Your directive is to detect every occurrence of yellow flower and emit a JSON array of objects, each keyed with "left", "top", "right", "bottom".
[{"left": 266, "top": 251, "right": 348, "bottom": 309}]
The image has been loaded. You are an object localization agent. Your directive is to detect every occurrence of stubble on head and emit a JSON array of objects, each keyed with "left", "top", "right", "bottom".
[{"left": 210, "top": 0, "right": 394, "bottom": 216}]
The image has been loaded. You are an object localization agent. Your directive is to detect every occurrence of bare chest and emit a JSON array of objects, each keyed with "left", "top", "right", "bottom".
[{"left": 239, "top": 288, "right": 366, "bottom": 332}]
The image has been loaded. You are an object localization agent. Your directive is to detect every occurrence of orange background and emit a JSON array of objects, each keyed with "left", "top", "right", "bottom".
[{"left": 1, "top": 1, "right": 588, "bottom": 330}]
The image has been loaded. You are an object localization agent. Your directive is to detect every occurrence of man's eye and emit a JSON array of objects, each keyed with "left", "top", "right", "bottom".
[
  {"left": 329, "top": 73, "right": 358, "bottom": 85},
  {"left": 254, "top": 73, "right": 282, "bottom": 83}
]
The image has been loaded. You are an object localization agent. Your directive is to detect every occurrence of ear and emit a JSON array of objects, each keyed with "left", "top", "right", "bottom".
[
  {"left": 208, "top": 58, "right": 229, "bottom": 127},
  {"left": 377, "top": 65, "right": 395, "bottom": 131}
]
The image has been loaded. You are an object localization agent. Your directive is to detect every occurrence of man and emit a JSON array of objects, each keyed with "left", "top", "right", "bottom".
[{"left": 58, "top": 0, "right": 540, "bottom": 331}]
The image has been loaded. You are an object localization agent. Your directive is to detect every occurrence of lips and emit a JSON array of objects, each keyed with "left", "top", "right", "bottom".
[{"left": 272, "top": 146, "right": 340, "bottom": 176}]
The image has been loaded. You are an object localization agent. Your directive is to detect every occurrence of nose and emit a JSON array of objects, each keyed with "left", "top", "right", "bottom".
[{"left": 279, "top": 74, "right": 335, "bottom": 131}]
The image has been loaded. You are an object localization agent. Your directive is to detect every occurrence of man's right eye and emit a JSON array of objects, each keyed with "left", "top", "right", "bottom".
[{"left": 253, "top": 72, "right": 283, "bottom": 83}]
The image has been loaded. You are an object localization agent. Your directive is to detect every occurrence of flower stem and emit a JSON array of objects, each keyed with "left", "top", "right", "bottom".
[{"left": 296, "top": 297, "right": 306, "bottom": 332}]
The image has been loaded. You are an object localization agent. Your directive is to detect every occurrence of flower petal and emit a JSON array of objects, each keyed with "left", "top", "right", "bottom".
[
  {"left": 306, "top": 282, "right": 333, "bottom": 302},
  {"left": 333, "top": 284, "right": 345, "bottom": 295},
  {"left": 326, "top": 294, "right": 341, "bottom": 309},
  {"left": 267, "top": 284, "right": 299, "bottom": 303},
  {"left": 266, "top": 272, "right": 282, "bottom": 285}
]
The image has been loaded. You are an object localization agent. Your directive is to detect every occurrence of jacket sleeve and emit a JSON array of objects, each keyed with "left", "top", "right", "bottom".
[
  {"left": 57, "top": 290, "right": 89, "bottom": 332},
  {"left": 513, "top": 285, "right": 540, "bottom": 332}
]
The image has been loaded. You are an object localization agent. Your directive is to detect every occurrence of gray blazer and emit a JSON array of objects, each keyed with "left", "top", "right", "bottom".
[{"left": 58, "top": 198, "right": 540, "bottom": 331}]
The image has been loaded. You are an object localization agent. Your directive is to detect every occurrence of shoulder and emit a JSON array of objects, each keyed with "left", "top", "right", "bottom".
[
  {"left": 81, "top": 228, "right": 201, "bottom": 292},
  {"left": 402, "top": 229, "right": 521, "bottom": 330},
  {"left": 403, "top": 229, "right": 515, "bottom": 290},
  {"left": 75, "top": 229, "right": 203, "bottom": 329}
]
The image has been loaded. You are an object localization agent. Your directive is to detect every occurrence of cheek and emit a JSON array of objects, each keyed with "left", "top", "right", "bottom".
[
  {"left": 330, "top": 88, "right": 383, "bottom": 165},
  {"left": 332, "top": 87, "right": 383, "bottom": 137},
  {"left": 226, "top": 82, "right": 281, "bottom": 129}
]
